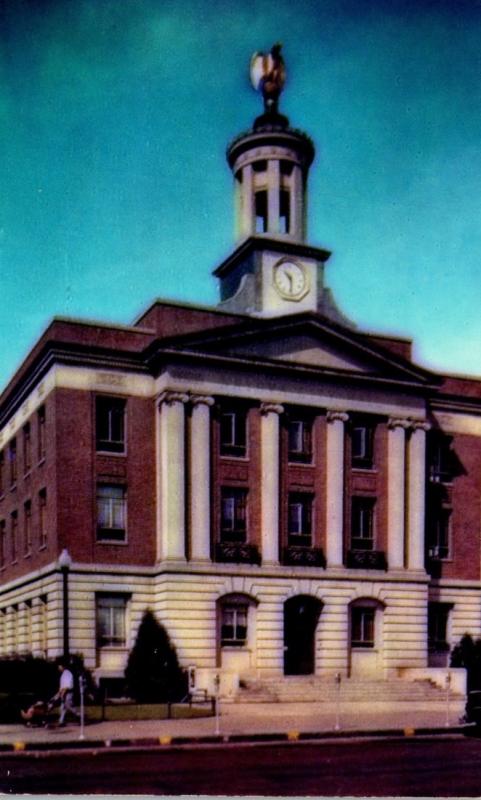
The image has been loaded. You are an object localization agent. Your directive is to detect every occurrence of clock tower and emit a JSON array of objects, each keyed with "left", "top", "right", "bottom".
[{"left": 215, "top": 45, "right": 348, "bottom": 325}]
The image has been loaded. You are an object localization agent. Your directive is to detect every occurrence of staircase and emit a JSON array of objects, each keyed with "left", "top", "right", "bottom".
[{"left": 234, "top": 675, "right": 457, "bottom": 704}]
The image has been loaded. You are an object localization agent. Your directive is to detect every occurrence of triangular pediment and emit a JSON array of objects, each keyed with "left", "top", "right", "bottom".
[{"left": 157, "top": 312, "right": 437, "bottom": 387}]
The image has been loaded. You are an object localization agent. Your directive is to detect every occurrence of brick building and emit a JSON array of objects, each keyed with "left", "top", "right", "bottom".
[{"left": 0, "top": 56, "right": 480, "bottom": 694}]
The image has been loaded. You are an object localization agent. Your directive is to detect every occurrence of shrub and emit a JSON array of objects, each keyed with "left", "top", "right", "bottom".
[
  {"left": 450, "top": 633, "right": 481, "bottom": 691},
  {"left": 125, "top": 610, "right": 187, "bottom": 703}
]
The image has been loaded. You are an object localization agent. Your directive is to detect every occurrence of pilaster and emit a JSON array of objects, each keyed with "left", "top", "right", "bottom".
[
  {"left": 158, "top": 391, "right": 189, "bottom": 562},
  {"left": 387, "top": 418, "right": 410, "bottom": 570},
  {"left": 189, "top": 395, "right": 215, "bottom": 562},
  {"left": 325, "top": 411, "right": 348, "bottom": 567},
  {"left": 407, "top": 421, "right": 430, "bottom": 571},
  {"left": 260, "top": 403, "right": 284, "bottom": 565}
]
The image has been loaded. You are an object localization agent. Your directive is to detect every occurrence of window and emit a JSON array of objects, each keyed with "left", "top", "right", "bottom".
[
  {"left": 39, "top": 489, "right": 47, "bottom": 548},
  {"left": 428, "top": 508, "right": 451, "bottom": 560},
  {"left": 351, "top": 606, "right": 375, "bottom": 648},
  {"left": 288, "top": 493, "right": 313, "bottom": 547},
  {"left": 23, "top": 423, "right": 31, "bottom": 474},
  {"left": 0, "top": 451, "right": 4, "bottom": 495},
  {"left": 0, "top": 520, "right": 5, "bottom": 568},
  {"left": 39, "top": 595, "right": 48, "bottom": 656},
  {"left": 96, "top": 595, "right": 128, "bottom": 648},
  {"left": 37, "top": 406, "right": 46, "bottom": 461},
  {"left": 429, "top": 436, "right": 453, "bottom": 483},
  {"left": 220, "top": 408, "right": 247, "bottom": 458},
  {"left": 351, "top": 422, "right": 374, "bottom": 469},
  {"left": 351, "top": 497, "right": 375, "bottom": 551},
  {"left": 221, "top": 487, "right": 247, "bottom": 543},
  {"left": 24, "top": 500, "right": 31, "bottom": 555},
  {"left": 97, "top": 484, "right": 126, "bottom": 542},
  {"left": 96, "top": 397, "right": 126, "bottom": 454},
  {"left": 279, "top": 188, "right": 290, "bottom": 234},
  {"left": 221, "top": 603, "right": 248, "bottom": 647},
  {"left": 428, "top": 603, "right": 451, "bottom": 652},
  {"left": 11, "top": 511, "right": 17, "bottom": 563},
  {"left": 287, "top": 418, "right": 312, "bottom": 463},
  {"left": 255, "top": 190, "right": 267, "bottom": 233},
  {"left": 9, "top": 439, "right": 16, "bottom": 487}
]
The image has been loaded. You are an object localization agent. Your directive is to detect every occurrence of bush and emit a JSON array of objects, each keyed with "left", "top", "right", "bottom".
[
  {"left": 125, "top": 610, "right": 187, "bottom": 703},
  {"left": 450, "top": 633, "right": 481, "bottom": 691}
]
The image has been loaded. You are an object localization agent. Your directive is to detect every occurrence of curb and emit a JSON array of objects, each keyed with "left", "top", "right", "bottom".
[{"left": 1, "top": 724, "right": 471, "bottom": 755}]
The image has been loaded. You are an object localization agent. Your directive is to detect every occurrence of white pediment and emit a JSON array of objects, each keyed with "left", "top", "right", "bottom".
[{"left": 223, "top": 333, "right": 375, "bottom": 373}]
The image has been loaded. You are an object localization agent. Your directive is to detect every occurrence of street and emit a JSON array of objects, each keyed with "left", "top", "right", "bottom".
[{"left": 1, "top": 734, "right": 481, "bottom": 795}]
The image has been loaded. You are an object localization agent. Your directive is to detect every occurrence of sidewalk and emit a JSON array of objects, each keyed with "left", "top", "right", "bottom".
[{"left": 0, "top": 698, "right": 468, "bottom": 752}]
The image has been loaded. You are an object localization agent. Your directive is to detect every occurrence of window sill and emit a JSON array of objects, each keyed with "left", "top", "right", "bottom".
[
  {"left": 351, "top": 467, "right": 377, "bottom": 474},
  {"left": 96, "top": 450, "right": 127, "bottom": 458},
  {"left": 287, "top": 459, "right": 314, "bottom": 467},
  {"left": 220, "top": 454, "right": 249, "bottom": 462},
  {"left": 96, "top": 538, "right": 128, "bottom": 546},
  {"left": 38, "top": 458, "right": 46, "bottom": 466},
  {"left": 38, "top": 544, "right": 47, "bottom": 551},
  {"left": 23, "top": 470, "right": 32, "bottom": 479},
  {"left": 24, "top": 552, "right": 31, "bottom": 559}
]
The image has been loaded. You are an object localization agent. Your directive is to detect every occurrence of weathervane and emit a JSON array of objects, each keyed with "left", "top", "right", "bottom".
[{"left": 250, "top": 43, "right": 286, "bottom": 114}]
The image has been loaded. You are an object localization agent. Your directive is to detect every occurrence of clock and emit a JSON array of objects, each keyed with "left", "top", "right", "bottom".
[{"left": 273, "top": 259, "right": 308, "bottom": 300}]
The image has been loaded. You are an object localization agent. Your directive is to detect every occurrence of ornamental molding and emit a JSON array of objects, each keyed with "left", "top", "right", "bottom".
[
  {"left": 260, "top": 402, "right": 284, "bottom": 417},
  {"left": 388, "top": 417, "right": 411, "bottom": 430},
  {"left": 158, "top": 391, "right": 189, "bottom": 407},
  {"left": 190, "top": 394, "right": 215, "bottom": 408},
  {"left": 412, "top": 420, "right": 431, "bottom": 432},
  {"left": 326, "top": 410, "right": 349, "bottom": 424}
]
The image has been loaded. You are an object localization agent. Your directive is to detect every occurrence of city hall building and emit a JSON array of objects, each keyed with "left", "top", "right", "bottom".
[{"left": 0, "top": 53, "right": 480, "bottom": 695}]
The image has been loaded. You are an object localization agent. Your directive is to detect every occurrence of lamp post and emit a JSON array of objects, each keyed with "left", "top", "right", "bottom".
[{"left": 58, "top": 548, "right": 72, "bottom": 661}]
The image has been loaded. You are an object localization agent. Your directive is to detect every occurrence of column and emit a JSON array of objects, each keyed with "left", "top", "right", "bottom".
[
  {"left": 260, "top": 403, "right": 284, "bottom": 565},
  {"left": 326, "top": 411, "right": 349, "bottom": 567},
  {"left": 387, "top": 418, "right": 410, "bottom": 570},
  {"left": 267, "top": 160, "right": 280, "bottom": 234},
  {"left": 407, "top": 421, "right": 430, "bottom": 571},
  {"left": 31, "top": 597, "right": 43, "bottom": 657},
  {"left": 290, "top": 164, "right": 303, "bottom": 240},
  {"left": 240, "top": 163, "right": 254, "bottom": 237},
  {"left": 17, "top": 602, "right": 29, "bottom": 654},
  {"left": 190, "top": 395, "right": 214, "bottom": 562},
  {"left": 159, "top": 391, "right": 189, "bottom": 561}
]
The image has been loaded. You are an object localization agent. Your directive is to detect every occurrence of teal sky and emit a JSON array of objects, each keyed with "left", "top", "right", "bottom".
[{"left": 1, "top": 0, "right": 481, "bottom": 391}]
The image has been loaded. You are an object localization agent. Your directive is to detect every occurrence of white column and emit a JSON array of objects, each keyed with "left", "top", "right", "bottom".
[
  {"left": 267, "top": 160, "right": 280, "bottom": 234},
  {"left": 407, "top": 421, "right": 430, "bottom": 571},
  {"left": 290, "top": 165, "right": 303, "bottom": 240},
  {"left": 387, "top": 418, "right": 410, "bottom": 570},
  {"left": 159, "top": 391, "right": 189, "bottom": 561},
  {"left": 260, "top": 403, "right": 284, "bottom": 565},
  {"left": 241, "top": 164, "right": 254, "bottom": 237},
  {"left": 190, "top": 395, "right": 214, "bottom": 562},
  {"left": 326, "top": 411, "right": 349, "bottom": 567}
]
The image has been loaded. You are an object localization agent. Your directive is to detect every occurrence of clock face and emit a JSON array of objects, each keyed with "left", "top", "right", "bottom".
[{"left": 273, "top": 259, "right": 308, "bottom": 300}]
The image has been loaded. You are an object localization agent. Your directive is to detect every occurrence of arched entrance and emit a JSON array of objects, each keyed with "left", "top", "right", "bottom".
[{"left": 283, "top": 595, "right": 322, "bottom": 675}]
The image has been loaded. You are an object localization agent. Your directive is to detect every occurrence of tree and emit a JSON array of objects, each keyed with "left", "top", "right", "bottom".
[{"left": 125, "top": 610, "right": 187, "bottom": 703}]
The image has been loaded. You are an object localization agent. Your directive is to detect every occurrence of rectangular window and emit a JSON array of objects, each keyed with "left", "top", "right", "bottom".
[
  {"left": 24, "top": 500, "right": 32, "bottom": 556},
  {"left": 255, "top": 190, "right": 268, "bottom": 233},
  {"left": 428, "top": 603, "right": 450, "bottom": 652},
  {"left": 429, "top": 437, "right": 453, "bottom": 483},
  {"left": 351, "top": 423, "right": 374, "bottom": 469},
  {"left": 288, "top": 492, "right": 313, "bottom": 547},
  {"left": 97, "top": 485, "right": 126, "bottom": 542},
  {"left": 96, "top": 397, "right": 126, "bottom": 454},
  {"left": 279, "top": 188, "right": 290, "bottom": 234},
  {"left": 351, "top": 607, "right": 375, "bottom": 648},
  {"left": 23, "top": 423, "right": 31, "bottom": 474},
  {"left": 221, "top": 604, "right": 248, "bottom": 647},
  {"left": 287, "top": 418, "right": 312, "bottom": 463},
  {"left": 220, "top": 408, "right": 247, "bottom": 458},
  {"left": 37, "top": 406, "right": 46, "bottom": 462},
  {"left": 221, "top": 487, "right": 247, "bottom": 543},
  {"left": 9, "top": 439, "right": 16, "bottom": 487},
  {"left": 39, "top": 489, "right": 47, "bottom": 548},
  {"left": 96, "top": 595, "right": 128, "bottom": 648},
  {"left": 351, "top": 497, "right": 375, "bottom": 551},
  {"left": 428, "top": 508, "right": 451, "bottom": 560},
  {"left": 11, "top": 511, "right": 17, "bottom": 563},
  {"left": 0, "top": 520, "right": 5, "bottom": 568}
]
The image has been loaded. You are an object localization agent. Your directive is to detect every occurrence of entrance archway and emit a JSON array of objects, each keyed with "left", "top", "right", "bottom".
[{"left": 283, "top": 595, "right": 322, "bottom": 675}]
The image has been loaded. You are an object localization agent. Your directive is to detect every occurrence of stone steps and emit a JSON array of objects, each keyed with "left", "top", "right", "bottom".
[{"left": 234, "top": 677, "right": 455, "bottom": 704}]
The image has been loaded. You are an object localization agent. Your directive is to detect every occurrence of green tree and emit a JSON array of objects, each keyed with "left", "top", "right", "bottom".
[
  {"left": 125, "top": 610, "right": 187, "bottom": 702},
  {"left": 451, "top": 633, "right": 481, "bottom": 691}
]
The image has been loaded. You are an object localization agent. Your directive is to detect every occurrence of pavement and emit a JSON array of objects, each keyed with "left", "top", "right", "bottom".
[{"left": 0, "top": 697, "right": 470, "bottom": 753}]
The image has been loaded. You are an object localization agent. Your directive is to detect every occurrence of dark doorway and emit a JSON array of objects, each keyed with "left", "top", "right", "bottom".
[{"left": 284, "top": 595, "right": 322, "bottom": 675}]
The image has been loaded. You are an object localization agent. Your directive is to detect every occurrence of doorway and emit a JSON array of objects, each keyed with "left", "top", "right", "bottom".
[{"left": 283, "top": 595, "right": 322, "bottom": 675}]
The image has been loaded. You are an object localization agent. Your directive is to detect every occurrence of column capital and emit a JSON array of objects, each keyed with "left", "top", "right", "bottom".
[
  {"left": 388, "top": 417, "right": 411, "bottom": 430},
  {"left": 158, "top": 391, "right": 189, "bottom": 407},
  {"left": 412, "top": 420, "right": 431, "bottom": 433},
  {"left": 326, "top": 410, "right": 349, "bottom": 424},
  {"left": 260, "top": 402, "right": 284, "bottom": 417},
  {"left": 190, "top": 394, "right": 215, "bottom": 408}
]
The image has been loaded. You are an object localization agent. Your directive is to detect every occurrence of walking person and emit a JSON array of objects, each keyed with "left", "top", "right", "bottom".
[{"left": 50, "top": 659, "right": 80, "bottom": 726}]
